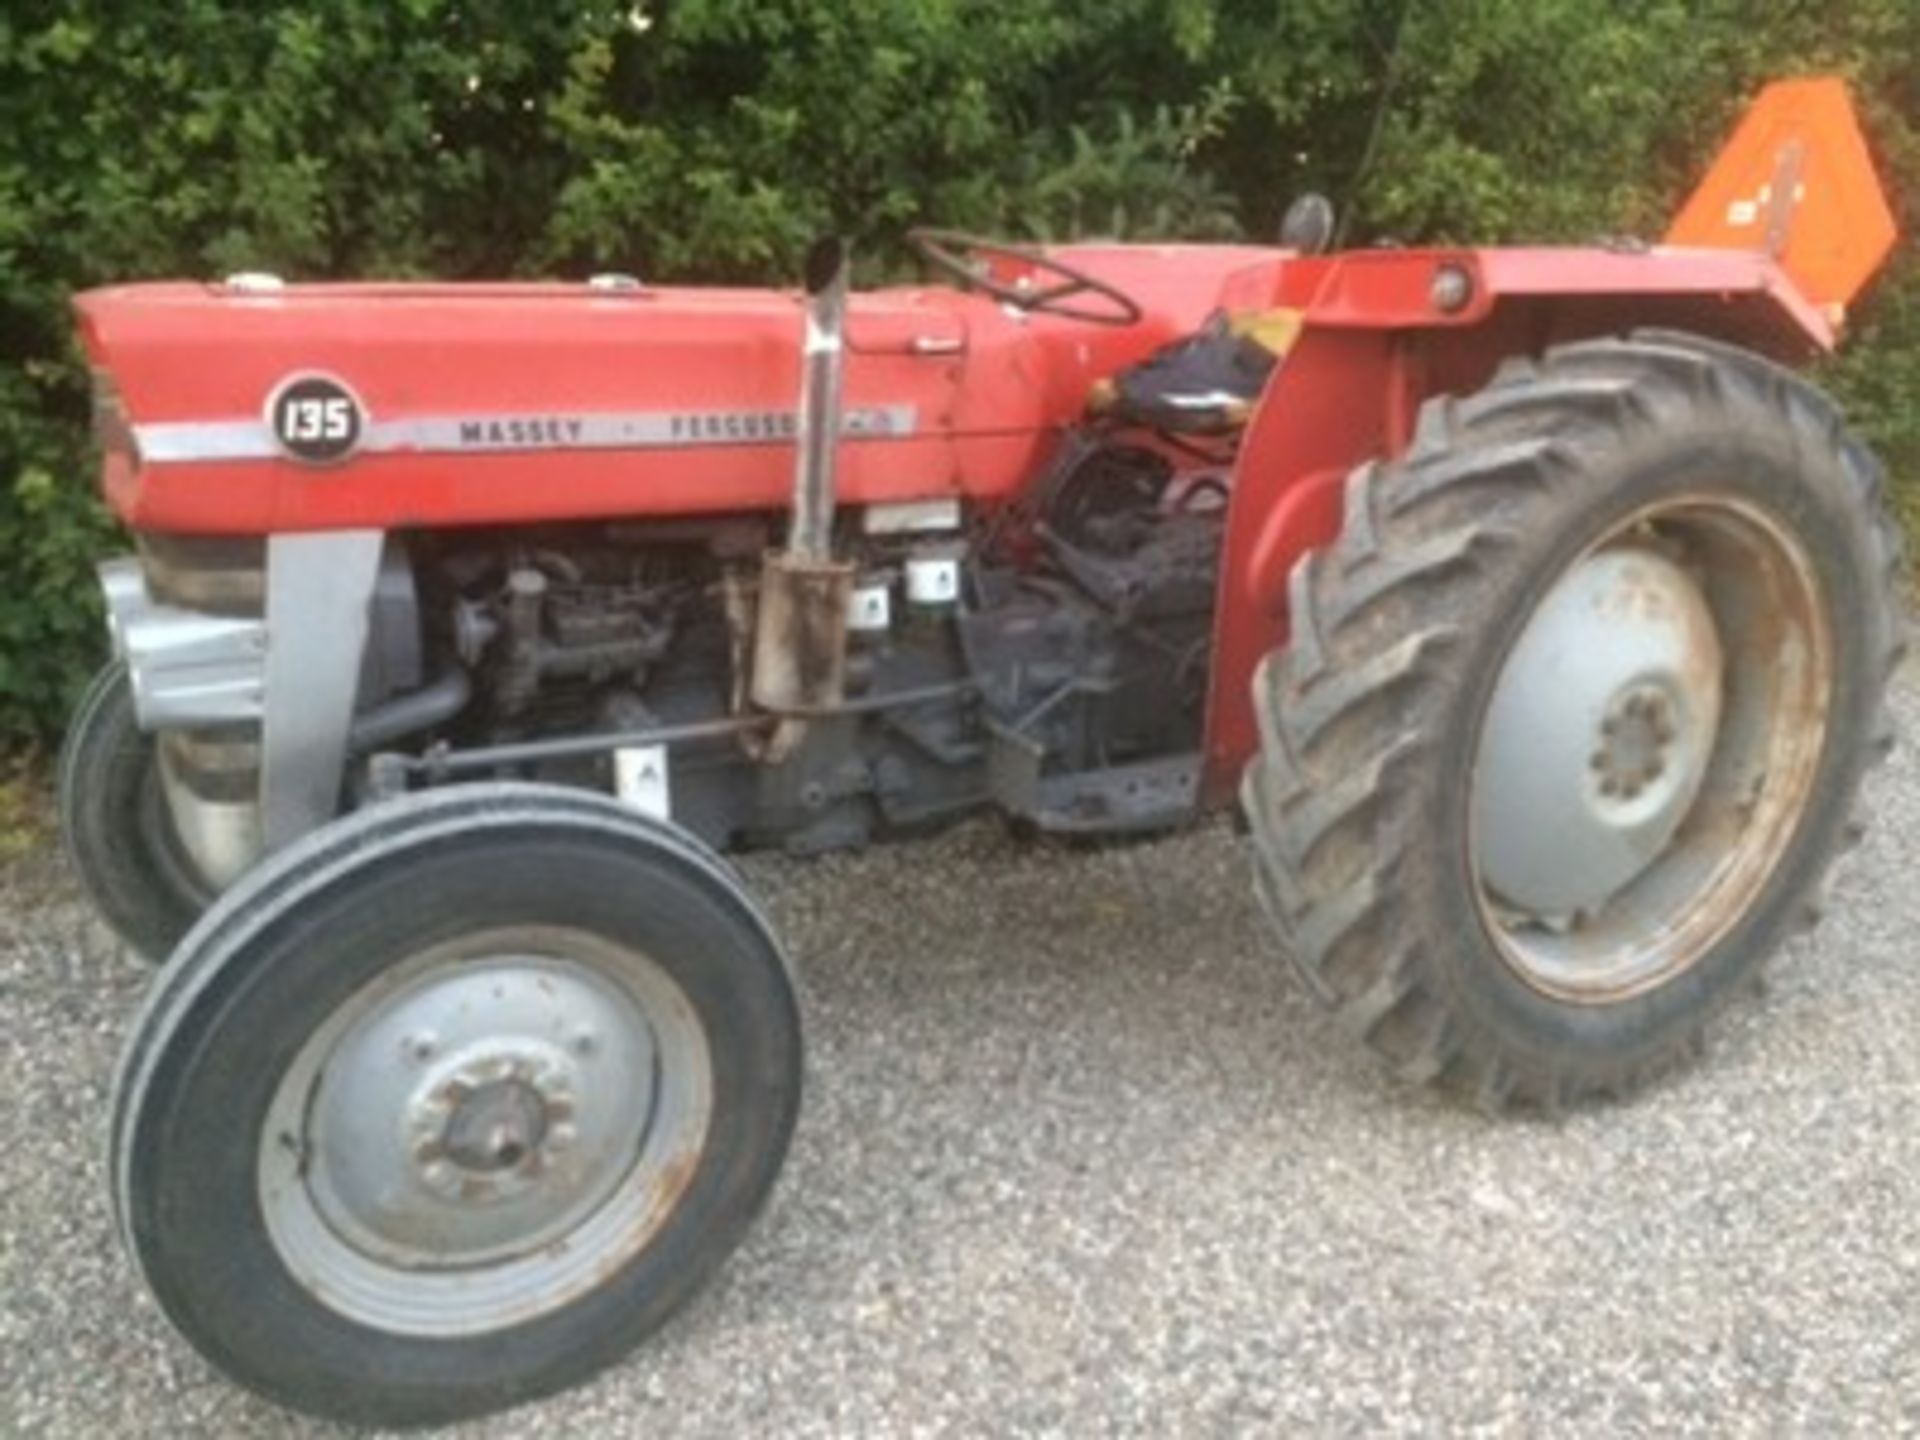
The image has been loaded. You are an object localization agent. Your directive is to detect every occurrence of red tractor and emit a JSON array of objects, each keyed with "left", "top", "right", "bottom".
[{"left": 61, "top": 79, "right": 1900, "bottom": 1423}]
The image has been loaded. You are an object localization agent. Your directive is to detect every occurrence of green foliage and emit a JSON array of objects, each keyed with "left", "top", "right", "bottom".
[
  {"left": 2, "top": 0, "right": 1916, "bottom": 746},
  {"left": 0, "top": 755, "right": 51, "bottom": 863}
]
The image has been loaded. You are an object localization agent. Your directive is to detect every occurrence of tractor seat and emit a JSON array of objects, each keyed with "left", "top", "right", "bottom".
[{"left": 1090, "top": 309, "right": 1303, "bottom": 434}]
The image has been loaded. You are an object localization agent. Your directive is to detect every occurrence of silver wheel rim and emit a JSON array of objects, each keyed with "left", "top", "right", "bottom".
[
  {"left": 1470, "top": 497, "right": 1831, "bottom": 1003},
  {"left": 259, "top": 925, "right": 712, "bottom": 1336}
]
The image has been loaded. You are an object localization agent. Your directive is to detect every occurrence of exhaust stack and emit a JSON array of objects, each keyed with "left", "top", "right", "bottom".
[
  {"left": 750, "top": 237, "right": 857, "bottom": 730},
  {"left": 789, "top": 236, "right": 850, "bottom": 561}
]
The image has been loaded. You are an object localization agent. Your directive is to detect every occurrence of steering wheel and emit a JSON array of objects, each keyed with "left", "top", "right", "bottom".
[{"left": 907, "top": 229, "right": 1144, "bottom": 327}]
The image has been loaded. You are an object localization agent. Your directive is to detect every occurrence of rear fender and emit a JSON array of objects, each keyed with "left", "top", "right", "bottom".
[{"left": 1200, "top": 255, "right": 1848, "bottom": 803}]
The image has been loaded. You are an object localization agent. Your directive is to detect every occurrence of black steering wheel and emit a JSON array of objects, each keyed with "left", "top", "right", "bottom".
[{"left": 907, "top": 228, "right": 1145, "bottom": 327}]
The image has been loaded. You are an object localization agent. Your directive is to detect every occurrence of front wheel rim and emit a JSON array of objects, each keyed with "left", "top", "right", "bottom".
[
  {"left": 258, "top": 925, "right": 712, "bottom": 1337},
  {"left": 1469, "top": 496, "right": 1832, "bottom": 1003}
]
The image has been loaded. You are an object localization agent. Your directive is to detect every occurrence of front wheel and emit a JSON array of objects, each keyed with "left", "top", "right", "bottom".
[
  {"left": 57, "top": 662, "right": 209, "bottom": 959},
  {"left": 1242, "top": 332, "right": 1902, "bottom": 1108},
  {"left": 112, "top": 783, "right": 802, "bottom": 1426}
]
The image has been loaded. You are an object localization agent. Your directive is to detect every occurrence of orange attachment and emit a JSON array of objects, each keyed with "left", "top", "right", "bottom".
[{"left": 1667, "top": 77, "right": 1897, "bottom": 318}]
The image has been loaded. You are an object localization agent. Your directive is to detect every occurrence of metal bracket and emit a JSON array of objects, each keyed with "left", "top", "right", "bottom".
[
  {"left": 986, "top": 729, "right": 1203, "bottom": 836},
  {"left": 260, "top": 530, "right": 384, "bottom": 850},
  {"left": 101, "top": 555, "right": 267, "bottom": 730},
  {"left": 1765, "top": 140, "right": 1807, "bottom": 261}
]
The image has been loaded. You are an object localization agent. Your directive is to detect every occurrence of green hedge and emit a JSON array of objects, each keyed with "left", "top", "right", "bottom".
[{"left": 4, "top": 0, "right": 1915, "bottom": 746}]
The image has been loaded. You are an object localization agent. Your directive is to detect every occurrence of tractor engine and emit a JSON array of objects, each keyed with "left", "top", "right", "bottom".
[
  {"left": 125, "top": 441, "right": 1225, "bottom": 876},
  {"left": 402, "top": 433, "right": 1220, "bottom": 853}
]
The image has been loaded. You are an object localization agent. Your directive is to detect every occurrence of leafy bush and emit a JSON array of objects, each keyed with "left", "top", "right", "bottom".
[{"left": 2, "top": 0, "right": 1914, "bottom": 747}]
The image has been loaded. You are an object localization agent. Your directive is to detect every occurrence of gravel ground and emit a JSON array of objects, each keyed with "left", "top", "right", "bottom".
[{"left": 4, "top": 673, "right": 1919, "bottom": 1438}]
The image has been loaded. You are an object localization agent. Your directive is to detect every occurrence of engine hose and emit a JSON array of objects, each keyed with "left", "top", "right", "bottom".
[{"left": 348, "top": 665, "right": 473, "bottom": 754}]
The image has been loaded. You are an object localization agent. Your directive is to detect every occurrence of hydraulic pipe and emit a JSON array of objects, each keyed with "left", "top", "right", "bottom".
[{"left": 347, "top": 664, "right": 474, "bottom": 754}]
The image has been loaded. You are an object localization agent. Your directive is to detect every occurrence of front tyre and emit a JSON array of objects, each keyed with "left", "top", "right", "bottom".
[
  {"left": 57, "top": 662, "right": 209, "bottom": 959},
  {"left": 1242, "top": 333, "right": 1902, "bottom": 1108},
  {"left": 112, "top": 784, "right": 802, "bottom": 1426}
]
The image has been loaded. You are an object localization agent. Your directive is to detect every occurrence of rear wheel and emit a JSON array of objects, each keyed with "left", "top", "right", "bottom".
[
  {"left": 57, "top": 662, "right": 208, "bottom": 959},
  {"left": 1242, "top": 332, "right": 1902, "bottom": 1107},
  {"left": 112, "top": 783, "right": 802, "bottom": 1426}
]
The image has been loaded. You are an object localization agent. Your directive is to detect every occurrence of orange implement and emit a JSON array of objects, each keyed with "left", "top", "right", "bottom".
[{"left": 1668, "top": 76, "right": 1898, "bottom": 319}]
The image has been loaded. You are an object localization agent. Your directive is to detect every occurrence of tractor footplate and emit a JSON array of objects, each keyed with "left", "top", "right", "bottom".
[{"left": 987, "top": 729, "right": 1201, "bottom": 835}]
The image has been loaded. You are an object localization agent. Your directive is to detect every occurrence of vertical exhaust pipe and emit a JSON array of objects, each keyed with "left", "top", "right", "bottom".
[
  {"left": 789, "top": 236, "right": 850, "bottom": 562},
  {"left": 750, "top": 237, "right": 857, "bottom": 737}
]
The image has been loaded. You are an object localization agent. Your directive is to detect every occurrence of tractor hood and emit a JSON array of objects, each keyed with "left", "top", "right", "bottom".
[
  {"left": 72, "top": 260, "right": 1257, "bottom": 534},
  {"left": 76, "top": 278, "right": 974, "bottom": 533}
]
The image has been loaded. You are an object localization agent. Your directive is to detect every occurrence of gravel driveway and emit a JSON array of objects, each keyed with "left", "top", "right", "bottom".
[{"left": 4, "top": 671, "right": 1918, "bottom": 1437}]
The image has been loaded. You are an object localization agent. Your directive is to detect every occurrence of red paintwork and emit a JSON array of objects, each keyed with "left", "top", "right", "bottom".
[
  {"left": 73, "top": 239, "right": 1849, "bottom": 803},
  {"left": 75, "top": 247, "right": 1277, "bottom": 534}
]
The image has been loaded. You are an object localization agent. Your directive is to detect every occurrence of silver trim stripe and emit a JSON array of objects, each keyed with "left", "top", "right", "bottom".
[
  {"left": 134, "top": 405, "right": 920, "bottom": 465},
  {"left": 138, "top": 421, "right": 279, "bottom": 463}
]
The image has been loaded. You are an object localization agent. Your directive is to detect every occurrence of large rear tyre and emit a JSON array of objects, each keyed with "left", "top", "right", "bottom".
[
  {"left": 57, "top": 662, "right": 208, "bottom": 959},
  {"left": 1242, "top": 332, "right": 1902, "bottom": 1108},
  {"left": 111, "top": 783, "right": 802, "bottom": 1426}
]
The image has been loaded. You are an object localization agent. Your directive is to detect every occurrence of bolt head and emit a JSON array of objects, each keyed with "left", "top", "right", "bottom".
[{"left": 1431, "top": 263, "right": 1475, "bottom": 313}]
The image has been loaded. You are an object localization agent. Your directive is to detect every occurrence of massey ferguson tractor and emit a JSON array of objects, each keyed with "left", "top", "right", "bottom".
[{"left": 57, "top": 79, "right": 1900, "bottom": 1423}]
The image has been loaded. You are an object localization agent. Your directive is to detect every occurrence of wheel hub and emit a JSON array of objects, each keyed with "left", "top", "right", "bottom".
[
  {"left": 407, "top": 1052, "right": 577, "bottom": 1202},
  {"left": 442, "top": 1078, "right": 549, "bottom": 1173},
  {"left": 1474, "top": 545, "right": 1724, "bottom": 921},
  {"left": 1590, "top": 684, "right": 1679, "bottom": 801},
  {"left": 300, "top": 954, "right": 662, "bottom": 1269}
]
